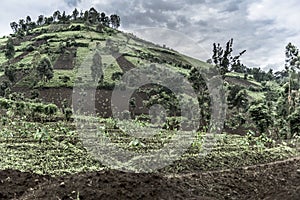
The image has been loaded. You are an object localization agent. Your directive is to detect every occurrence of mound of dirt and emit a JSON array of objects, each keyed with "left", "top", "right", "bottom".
[
  {"left": 0, "top": 157, "right": 298, "bottom": 200},
  {"left": 0, "top": 169, "right": 50, "bottom": 199}
]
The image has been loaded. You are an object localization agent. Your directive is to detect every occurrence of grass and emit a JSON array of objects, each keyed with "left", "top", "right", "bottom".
[
  {"left": 0, "top": 120, "right": 104, "bottom": 176},
  {"left": 247, "top": 90, "right": 265, "bottom": 100},
  {"left": 42, "top": 70, "right": 75, "bottom": 88},
  {"left": 75, "top": 47, "right": 91, "bottom": 67},
  {"left": 15, "top": 41, "right": 33, "bottom": 52},
  {"left": 0, "top": 21, "right": 298, "bottom": 176},
  {"left": 0, "top": 116, "right": 297, "bottom": 175},
  {"left": 16, "top": 52, "right": 35, "bottom": 68},
  {"left": 0, "top": 37, "right": 8, "bottom": 46},
  {"left": 0, "top": 53, "right": 7, "bottom": 65},
  {"left": 227, "top": 72, "right": 262, "bottom": 87},
  {"left": 102, "top": 55, "right": 122, "bottom": 84}
]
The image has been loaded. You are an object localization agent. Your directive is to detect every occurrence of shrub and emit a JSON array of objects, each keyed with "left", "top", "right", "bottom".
[
  {"left": 26, "top": 45, "right": 35, "bottom": 52},
  {"left": 43, "top": 104, "right": 58, "bottom": 115},
  {"left": 59, "top": 75, "right": 71, "bottom": 83},
  {"left": 0, "top": 98, "right": 10, "bottom": 109},
  {"left": 64, "top": 108, "right": 73, "bottom": 121},
  {"left": 70, "top": 25, "right": 81, "bottom": 31},
  {"left": 111, "top": 72, "right": 124, "bottom": 81}
]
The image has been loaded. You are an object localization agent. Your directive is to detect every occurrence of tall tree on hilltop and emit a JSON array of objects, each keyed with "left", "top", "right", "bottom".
[
  {"left": 212, "top": 38, "right": 246, "bottom": 78},
  {"left": 110, "top": 14, "right": 120, "bottom": 29},
  {"left": 37, "top": 15, "right": 44, "bottom": 25},
  {"left": 80, "top": 10, "right": 84, "bottom": 19},
  {"left": 72, "top": 8, "right": 79, "bottom": 20},
  {"left": 53, "top": 10, "right": 61, "bottom": 22},
  {"left": 88, "top": 7, "right": 99, "bottom": 23},
  {"left": 26, "top": 16, "right": 31, "bottom": 24},
  {"left": 103, "top": 16, "right": 110, "bottom": 27},
  {"left": 100, "top": 12, "right": 106, "bottom": 24},
  {"left": 19, "top": 19, "right": 26, "bottom": 31},
  {"left": 83, "top": 11, "right": 89, "bottom": 21},
  {"left": 10, "top": 22, "right": 18, "bottom": 33},
  {"left": 100, "top": 12, "right": 110, "bottom": 26}
]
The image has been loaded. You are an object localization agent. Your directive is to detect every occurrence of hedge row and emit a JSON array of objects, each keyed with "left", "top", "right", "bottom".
[{"left": 0, "top": 98, "right": 58, "bottom": 116}]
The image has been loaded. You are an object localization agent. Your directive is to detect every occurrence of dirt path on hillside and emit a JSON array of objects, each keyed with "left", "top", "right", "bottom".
[
  {"left": 112, "top": 52, "right": 136, "bottom": 72},
  {"left": 0, "top": 157, "right": 298, "bottom": 200}
]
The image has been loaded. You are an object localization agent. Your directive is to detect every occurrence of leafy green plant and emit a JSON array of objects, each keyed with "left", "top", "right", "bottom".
[{"left": 34, "top": 128, "right": 52, "bottom": 143}]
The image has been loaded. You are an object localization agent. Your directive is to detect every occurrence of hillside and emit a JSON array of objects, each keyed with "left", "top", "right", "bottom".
[{"left": 0, "top": 8, "right": 299, "bottom": 200}]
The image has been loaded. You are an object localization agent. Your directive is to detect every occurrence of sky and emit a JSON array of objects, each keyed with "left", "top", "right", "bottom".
[{"left": 0, "top": 0, "right": 299, "bottom": 71}]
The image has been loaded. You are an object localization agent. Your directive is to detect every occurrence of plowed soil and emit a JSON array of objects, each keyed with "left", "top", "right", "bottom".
[{"left": 1, "top": 157, "right": 299, "bottom": 200}]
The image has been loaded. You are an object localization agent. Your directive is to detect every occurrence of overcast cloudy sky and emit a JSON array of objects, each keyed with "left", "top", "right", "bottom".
[{"left": 0, "top": 0, "right": 299, "bottom": 70}]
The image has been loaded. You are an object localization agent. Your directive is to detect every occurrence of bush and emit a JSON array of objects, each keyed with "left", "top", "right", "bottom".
[
  {"left": 59, "top": 75, "right": 71, "bottom": 83},
  {"left": 75, "top": 42, "right": 89, "bottom": 47},
  {"left": 26, "top": 45, "right": 35, "bottom": 52},
  {"left": 64, "top": 108, "right": 73, "bottom": 121},
  {"left": 43, "top": 104, "right": 58, "bottom": 115},
  {"left": 111, "top": 72, "right": 124, "bottom": 81},
  {"left": 69, "top": 25, "right": 81, "bottom": 31},
  {"left": 163, "top": 117, "right": 180, "bottom": 130},
  {"left": 0, "top": 98, "right": 10, "bottom": 109}
]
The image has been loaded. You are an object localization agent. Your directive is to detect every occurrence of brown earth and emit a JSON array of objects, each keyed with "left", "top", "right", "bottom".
[
  {"left": 0, "top": 157, "right": 299, "bottom": 200},
  {"left": 53, "top": 47, "right": 77, "bottom": 70},
  {"left": 112, "top": 52, "right": 136, "bottom": 72}
]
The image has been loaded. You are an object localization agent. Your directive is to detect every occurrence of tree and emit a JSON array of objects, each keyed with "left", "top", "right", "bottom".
[
  {"left": 285, "top": 43, "right": 300, "bottom": 113},
  {"left": 100, "top": 12, "right": 106, "bottom": 24},
  {"left": 0, "top": 81, "right": 10, "bottom": 97},
  {"left": 19, "top": 19, "right": 26, "bottom": 31},
  {"left": 248, "top": 101, "right": 273, "bottom": 134},
  {"left": 37, "top": 15, "right": 44, "bottom": 25},
  {"left": 227, "top": 85, "right": 248, "bottom": 111},
  {"left": 36, "top": 57, "right": 54, "bottom": 82},
  {"left": 83, "top": 11, "right": 89, "bottom": 21},
  {"left": 103, "top": 16, "right": 110, "bottom": 27},
  {"left": 10, "top": 22, "right": 18, "bottom": 33},
  {"left": 91, "top": 51, "right": 104, "bottom": 82},
  {"left": 4, "top": 65, "right": 16, "bottom": 83},
  {"left": 32, "top": 51, "right": 41, "bottom": 69},
  {"left": 80, "top": 10, "right": 84, "bottom": 19},
  {"left": 188, "top": 67, "right": 211, "bottom": 127},
  {"left": 212, "top": 38, "right": 246, "bottom": 78},
  {"left": 88, "top": 7, "right": 99, "bottom": 24},
  {"left": 44, "top": 17, "right": 54, "bottom": 25},
  {"left": 289, "top": 106, "right": 300, "bottom": 137},
  {"left": 53, "top": 10, "right": 61, "bottom": 22},
  {"left": 110, "top": 14, "right": 120, "bottom": 29},
  {"left": 5, "top": 38, "right": 15, "bottom": 61},
  {"left": 100, "top": 12, "right": 110, "bottom": 27},
  {"left": 72, "top": 8, "right": 79, "bottom": 20},
  {"left": 26, "top": 16, "right": 31, "bottom": 24},
  {"left": 59, "top": 11, "right": 68, "bottom": 23}
]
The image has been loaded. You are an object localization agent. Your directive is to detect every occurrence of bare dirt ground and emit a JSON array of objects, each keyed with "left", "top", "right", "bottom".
[{"left": 0, "top": 157, "right": 299, "bottom": 200}]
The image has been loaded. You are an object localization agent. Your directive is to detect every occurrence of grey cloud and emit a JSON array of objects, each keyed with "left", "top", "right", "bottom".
[
  {"left": 64, "top": 0, "right": 82, "bottom": 7},
  {"left": 0, "top": 0, "right": 297, "bottom": 69},
  {"left": 90, "top": 0, "right": 298, "bottom": 68}
]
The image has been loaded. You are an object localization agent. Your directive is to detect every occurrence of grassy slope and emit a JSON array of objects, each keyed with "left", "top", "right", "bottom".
[{"left": 0, "top": 22, "right": 298, "bottom": 176}]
